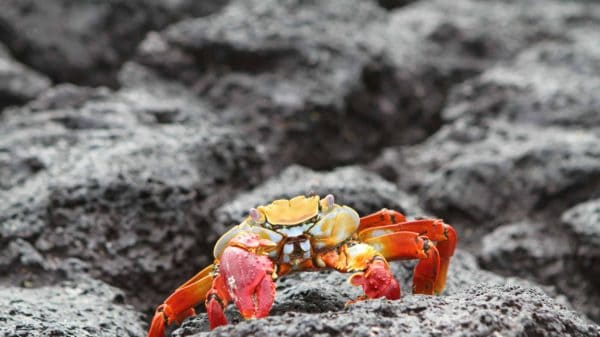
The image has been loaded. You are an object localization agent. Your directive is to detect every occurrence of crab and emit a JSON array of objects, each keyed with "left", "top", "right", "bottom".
[{"left": 147, "top": 194, "right": 456, "bottom": 337}]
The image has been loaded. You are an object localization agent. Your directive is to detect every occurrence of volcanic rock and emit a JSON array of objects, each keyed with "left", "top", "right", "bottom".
[
  {"left": 0, "top": 84, "right": 263, "bottom": 312},
  {"left": 372, "top": 121, "right": 600, "bottom": 236},
  {"left": 131, "top": 0, "right": 570, "bottom": 170},
  {"left": 0, "top": 277, "right": 145, "bottom": 337},
  {"left": 0, "top": 0, "right": 228, "bottom": 86},
  {"left": 0, "top": 43, "right": 50, "bottom": 109}
]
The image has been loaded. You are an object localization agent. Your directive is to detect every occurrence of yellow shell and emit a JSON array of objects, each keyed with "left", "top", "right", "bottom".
[{"left": 258, "top": 195, "right": 320, "bottom": 225}]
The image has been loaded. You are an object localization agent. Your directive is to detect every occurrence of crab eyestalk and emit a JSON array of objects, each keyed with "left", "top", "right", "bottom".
[
  {"left": 249, "top": 207, "right": 265, "bottom": 224},
  {"left": 320, "top": 194, "right": 335, "bottom": 211}
]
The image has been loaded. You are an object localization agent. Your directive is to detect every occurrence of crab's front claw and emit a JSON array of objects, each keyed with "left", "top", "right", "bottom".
[
  {"left": 220, "top": 234, "right": 276, "bottom": 320},
  {"left": 349, "top": 258, "right": 400, "bottom": 300}
]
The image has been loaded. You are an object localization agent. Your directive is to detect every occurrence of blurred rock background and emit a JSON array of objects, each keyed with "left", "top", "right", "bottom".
[{"left": 0, "top": 0, "right": 599, "bottom": 336}]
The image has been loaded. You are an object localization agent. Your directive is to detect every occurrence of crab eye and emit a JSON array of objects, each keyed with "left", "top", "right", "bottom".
[
  {"left": 249, "top": 208, "right": 265, "bottom": 224},
  {"left": 249, "top": 208, "right": 260, "bottom": 221},
  {"left": 320, "top": 194, "right": 335, "bottom": 211}
]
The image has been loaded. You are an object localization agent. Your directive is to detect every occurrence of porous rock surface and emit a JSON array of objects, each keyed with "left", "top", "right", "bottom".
[
  {"left": 375, "top": 121, "right": 600, "bottom": 232},
  {"left": 131, "top": 0, "right": 571, "bottom": 170},
  {"left": 477, "top": 219, "right": 600, "bottom": 323},
  {"left": 370, "top": 0, "right": 600, "bottom": 321},
  {"left": 0, "top": 83, "right": 264, "bottom": 312},
  {"left": 0, "top": 0, "right": 227, "bottom": 86},
  {"left": 0, "top": 277, "right": 145, "bottom": 337},
  {"left": 0, "top": 43, "right": 50, "bottom": 109}
]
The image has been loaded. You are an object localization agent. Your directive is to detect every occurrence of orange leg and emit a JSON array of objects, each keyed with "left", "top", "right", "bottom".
[
  {"left": 358, "top": 219, "right": 446, "bottom": 242},
  {"left": 433, "top": 224, "right": 457, "bottom": 294},
  {"left": 362, "top": 231, "right": 440, "bottom": 295},
  {"left": 358, "top": 208, "right": 406, "bottom": 232},
  {"left": 359, "top": 212, "right": 457, "bottom": 295},
  {"left": 147, "top": 265, "right": 214, "bottom": 337}
]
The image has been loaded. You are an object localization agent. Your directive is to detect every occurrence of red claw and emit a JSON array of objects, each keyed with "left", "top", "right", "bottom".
[
  {"left": 349, "top": 258, "right": 400, "bottom": 300},
  {"left": 219, "top": 237, "right": 276, "bottom": 320}
]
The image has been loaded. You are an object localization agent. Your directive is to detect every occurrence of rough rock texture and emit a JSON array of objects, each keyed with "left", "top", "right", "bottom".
[
  {"left": 181, "top": 287, "right": 598, "bottom": 337},
  {"left": 0, "top": 43, "right": 50, "bottom": 109},
  {"left": 374, "top": 121, "right": 600, "bottom": 234},
  {"left": 369, "top": 2, "right": 600, "bottom": 320},
  {"left": 0, "top": 277, "right": 145, "bottom": 337},
  {"left": 131, "top": 0, "right": 392, "bottom": 169},
  {"left": 562, "top": 200, "right": 600, "bottom": 321},
  {"left": 0, "top": 0, "right": 228, "bottom": 86},
  {"left": 479, "top": 222, "right": 573, "bottom": 285},
  {"left": 563, "top": 199, "right": 600, "bottom": 282},
  {"left": 478, "top": 220, "right": 600, "bottom": 323},
  {"left": 372, "top": 0, "right": 600, "bottom": 228},
  {"left": 0, "top": 84, "right": 264, "bottom": 312},
  {"left": 130, "top": 0, "right": 568, "bottom": 170},
  {"left": 172, "top": 251, "right": 598, "bottom": 337},
  {"left": 443, "top": 24, "right": 600, "bottom": 131}
]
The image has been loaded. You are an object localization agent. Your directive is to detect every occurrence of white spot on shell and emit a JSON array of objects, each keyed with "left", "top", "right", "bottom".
[{"left": 300, "top": 240, "right": 311, "bottom": 252}]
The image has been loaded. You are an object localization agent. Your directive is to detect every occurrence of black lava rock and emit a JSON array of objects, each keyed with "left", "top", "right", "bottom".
[
  {"left": 0, "top": 43, "right": 50, "bottom": 109},
  {"left": 0, "top": 84, "right": 264, "bottom": 313},
  {"left": 0, "top": 0, "right": 228, "bottom": 86},
  {"left": 0, "top": 277, "right": 145, "bottom": 337}
]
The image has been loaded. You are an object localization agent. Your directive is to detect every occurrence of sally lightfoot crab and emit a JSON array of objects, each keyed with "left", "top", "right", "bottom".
[{"left": 147, "top": 194, "right": 457, "bottom": 337}]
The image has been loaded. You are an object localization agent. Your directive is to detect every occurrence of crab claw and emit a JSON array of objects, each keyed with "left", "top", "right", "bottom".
[
  {"left": 219, "top": 233, "right": 276, "bottom": 320},
  {"left": 349, "top": 258, "right": 400, "bottom": 300}
]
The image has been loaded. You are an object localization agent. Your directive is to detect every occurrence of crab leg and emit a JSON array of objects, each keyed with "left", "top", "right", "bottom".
[
  {"left": 358, "top": 214, "right": 456, "bottom": 294},
  {"left": 433, "top": 224, "right": 457, "bottom": 294},
  {"left": 362, "top": 231, "right": 440, "bottom": 295},
  {"left": 358, "top": 219, "right": 445, "bottom": 242},
  {"left": 358, "top": 209, "right": 407, "bottom": 232},
  {"left": 147, "top": 265, "right": 214, "bottom": 337},
  {"left": 205, "top": 273, "right": 230, "bottom": 329}
]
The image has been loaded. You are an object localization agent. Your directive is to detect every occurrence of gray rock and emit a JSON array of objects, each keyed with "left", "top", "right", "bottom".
[
  {"left": 375, "top": 0, "right": 417, "bottom": 10},
  {"left": 132, "top": 0, "right": 394, "bottom": 169},
  {"left": 369, "top": 4, "right": 600, "bottom": 322},
  {"left": 0, "top": 277, "right": 145, "bottom": 337},
  {"left": 443, "top": 26, "right": 600, "bottom": 130},
  {"left": 372, "top": 121, "right": 600, "bottom": 235},
  {"left": 479, "top": 222, "right": 573, "bottom": 283},
  {"left": 562, "top": 199, "right": 600, "bottom": 310},
  {"left": 0, "top": 0, "right": 228, "bottom": 86},
  {"left": 0, "top": 84, "right": 264, "bottom": 312},
  {"left": 0, "top": 43, "right": 50, "bottom": 109},
  {"left": 478, "top": 221, "right": 599, "bottom": 322},
  {"left": 215, "top": 165, "right": 425, "bottom": 237},
  {"left": 562, "top": 199, "right": 600, "bottom": 269},
  {"left": 171, "top": 251, "right": 598, "bottom": 337},
  {"left": 130, "top": 0, "right": 597, "bottom": 171}
]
